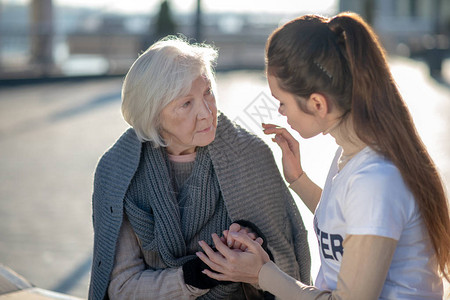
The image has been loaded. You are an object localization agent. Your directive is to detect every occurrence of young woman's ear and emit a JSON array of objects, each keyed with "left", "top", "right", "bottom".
[{"left": 307, "top": 93, "right": 329, "bottom": 118}]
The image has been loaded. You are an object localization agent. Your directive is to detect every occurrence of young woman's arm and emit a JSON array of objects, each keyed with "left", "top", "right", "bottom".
[
  {"left": 288, "top": 172, "right": 322, "bottom": 213},
  {"left": 198, "top": 233, "right": 396, "bottom": 300},
  {"left": 263, "top": 124, "right": 322, "bottom": 213},
  {"left": 259, "top": 235, "right": 396, "bottom": 299}
]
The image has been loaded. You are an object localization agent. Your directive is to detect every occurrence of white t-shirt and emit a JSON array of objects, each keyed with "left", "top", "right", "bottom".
[{"left": 314, "top": 147, "right": 443, "bottom": 299}]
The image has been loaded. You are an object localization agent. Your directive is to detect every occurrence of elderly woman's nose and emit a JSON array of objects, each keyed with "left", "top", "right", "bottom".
[{"left": 198, "top": 99, "right": 212, "bottom": 118}]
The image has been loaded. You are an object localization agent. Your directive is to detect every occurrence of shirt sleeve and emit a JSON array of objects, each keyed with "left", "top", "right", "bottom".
[
  {"left": 258, "top": 235, "right": 397, "bottom": 300},
  {"left": 108, "top": 216, "right": 208, "bottom": 300},
  {"left": 344, "top": 163, "right": 414, "bottom": 240}
]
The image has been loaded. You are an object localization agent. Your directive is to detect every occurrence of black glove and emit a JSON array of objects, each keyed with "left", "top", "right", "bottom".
[
  {"left": 233, "top": 219, "right": 274, "bottom": 261},
  {"left": 182, "top": 255, "right": 233, "bottom": 289}
]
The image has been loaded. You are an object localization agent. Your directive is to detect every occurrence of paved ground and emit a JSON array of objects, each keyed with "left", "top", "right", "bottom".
[{"left": 0, "top": 57, "right": 449, "bottom": 298}]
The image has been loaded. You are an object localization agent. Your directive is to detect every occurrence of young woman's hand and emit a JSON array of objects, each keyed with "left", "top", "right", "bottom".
[
  {"left": 262, "top": 123, "right": 303, "bottom": 184},
  {"left": 197, "top": 232, "right": 270, "bottom": 285}
]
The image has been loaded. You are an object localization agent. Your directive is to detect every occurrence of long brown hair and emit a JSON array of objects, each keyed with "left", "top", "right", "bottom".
[{"left": 266, "top": 12, "right": 450, "bottom": 280}]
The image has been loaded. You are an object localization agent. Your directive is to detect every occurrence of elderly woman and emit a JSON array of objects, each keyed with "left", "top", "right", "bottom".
[{"left": 88, "top": 37, "right": 310, "bottom": 300}]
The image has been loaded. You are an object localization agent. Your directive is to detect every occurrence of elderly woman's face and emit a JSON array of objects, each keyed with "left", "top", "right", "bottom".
[{"left": 160, "top": 75, "right": 217, "bottom": 155}]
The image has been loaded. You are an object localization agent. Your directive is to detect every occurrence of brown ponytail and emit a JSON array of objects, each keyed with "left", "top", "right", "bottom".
[
  {"left": 329, "top": 12, "right": 450, "bottom": 281},
  {"left": 267, "top": 12, "right": 450, "bottom": 280}
]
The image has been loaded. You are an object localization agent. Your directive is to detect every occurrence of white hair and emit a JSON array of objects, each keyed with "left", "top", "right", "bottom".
[{"left": 121, "top": 36, "right": 218, "bottom": 146}]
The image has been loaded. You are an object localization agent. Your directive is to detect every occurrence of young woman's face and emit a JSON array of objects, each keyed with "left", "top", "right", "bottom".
[
  {"left": 267, "top": 75, "right": 322, "bottom": 138},
  {"left": 160, "top": 75, "right": 218, "bottom": 155}
]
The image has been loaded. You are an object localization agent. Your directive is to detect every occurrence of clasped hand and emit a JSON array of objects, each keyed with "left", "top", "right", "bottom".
[{"left": 196, "top": 223, "right": 270, "bottom": 285}]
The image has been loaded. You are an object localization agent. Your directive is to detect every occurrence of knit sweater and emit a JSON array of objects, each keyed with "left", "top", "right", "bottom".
[{"left": 88, "top": 113, "right": 311, "bottom": 300}]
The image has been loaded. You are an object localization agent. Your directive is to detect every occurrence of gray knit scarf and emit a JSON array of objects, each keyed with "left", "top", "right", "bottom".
[{"left": 124, "top": 144, "right": 241, "bottom": 299}]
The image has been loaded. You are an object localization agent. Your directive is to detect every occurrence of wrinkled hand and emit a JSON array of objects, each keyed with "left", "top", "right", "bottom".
[
  {"left": 262, "top": 123, "right": 303, "bottom": 184},
  {"left": 220, "top": 222, "right": 263, "bottom": 251},
  {"left": 197, "top": 232, "right": 270, "bottom": 285}
]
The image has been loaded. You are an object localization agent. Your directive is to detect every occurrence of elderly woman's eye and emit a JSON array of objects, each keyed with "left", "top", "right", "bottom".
[
  {"left": 182, "top": 101, "right": 191, "bottom": 108},
  {"left": 205, "top": 88, "right": 213, "bottom": 95}
]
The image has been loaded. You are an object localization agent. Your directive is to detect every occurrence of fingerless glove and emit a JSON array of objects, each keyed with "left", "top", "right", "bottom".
[{"left": 182, "top": 255, "right": 233, "bottom": 289}]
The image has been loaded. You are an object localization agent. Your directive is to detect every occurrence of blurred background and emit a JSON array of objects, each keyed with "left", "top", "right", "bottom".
[
  {"left": 0, "top": 0, "right": 449, "bottom": 299},
  {"left": 0, "top": 0, "right": 449, "bottom": 79}
]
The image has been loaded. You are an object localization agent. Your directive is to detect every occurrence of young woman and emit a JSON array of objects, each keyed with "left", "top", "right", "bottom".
[{"left": 197, "top": 12, "right": 450, "bottom": 299}]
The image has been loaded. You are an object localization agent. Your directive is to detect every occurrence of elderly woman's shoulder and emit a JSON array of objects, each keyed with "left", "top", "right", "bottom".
[{"left": 95, "top": 128, "right": 142, "bottom": 180}]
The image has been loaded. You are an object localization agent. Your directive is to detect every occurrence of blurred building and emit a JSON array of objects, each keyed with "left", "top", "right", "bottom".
[
  {"left": 3, "top": 0, "right": 448, "bottom": 81},
  {"left": 0, "top": 1, "right": 288, "bottom": 80}
]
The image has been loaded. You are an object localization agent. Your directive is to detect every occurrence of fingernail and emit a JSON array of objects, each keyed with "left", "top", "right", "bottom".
[
  {"left": 230, "top": 232, "right": 238, "bottom": 237},
  {"left": 198, "top": 241, "right": 202, "bottom": 246}
]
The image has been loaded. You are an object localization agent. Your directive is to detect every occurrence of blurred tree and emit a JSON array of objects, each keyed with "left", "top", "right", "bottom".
[
  {"left": 363, "top": 0, "right": 374, "bottom": 25},
  {"left": 30, "top": 0, "right": 54, "bottom": 76},
  {"left": 155, "top": 0, "right": 177, "bottom": 40},
  {"left": 195, "top": 0, "right": 202, "bottom": 42},
  {"left": 0, "top": 1, "right": 2, "bottom": 72},
  {"left": 426, "top": 0, "right": 448, "bottom": 79}
]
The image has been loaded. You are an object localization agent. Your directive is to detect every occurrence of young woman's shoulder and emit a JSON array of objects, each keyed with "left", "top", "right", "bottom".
[
  {"left": 349, "top": 148, "right": 407, "bottom": 193},
  {"left": 343, "top": 149, "right": 418, "bottom": 238}
]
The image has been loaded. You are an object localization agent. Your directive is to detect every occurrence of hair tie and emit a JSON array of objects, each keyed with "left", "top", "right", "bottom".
[{"left": 328, "top": 18, "right": 346, "bottom": 46}]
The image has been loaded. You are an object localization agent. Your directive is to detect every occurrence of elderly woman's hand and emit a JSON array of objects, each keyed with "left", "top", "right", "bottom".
[
  {"left": 197, "top": 232, "right": 270, "bottom": 285},
  {"left": 221, "top": 222, "right": 264, "bottom": 251}
]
